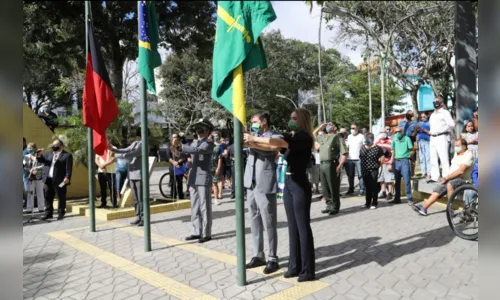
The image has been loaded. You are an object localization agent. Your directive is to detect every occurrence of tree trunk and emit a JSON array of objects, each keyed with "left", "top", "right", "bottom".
[
  {"left": 111, "top": 56, "right": 124, "bottom": 101},
  {"left": 411, "top": 85, "right": 420, "bottom": 114},
  {"left": 25, "top": 90, "right": 33, "bottom": 110}
]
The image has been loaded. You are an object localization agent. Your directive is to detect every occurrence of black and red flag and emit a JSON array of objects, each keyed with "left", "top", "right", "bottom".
[{"left": 82, "top": 19, "right": 119, "bottom": 156}]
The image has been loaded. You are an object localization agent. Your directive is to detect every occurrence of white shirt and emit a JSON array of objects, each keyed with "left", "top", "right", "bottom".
[
  {"left": 450, "top": 150, "right": 473, "bottom": 178},
  {"left": 48, "top": 151, "right": 61, "bottom": 178},
  {"left": 347, "top": 133, "right": 364, "bottom": 160},
  {"left": 313, "top": 151, "right": 320, "bottom": 165},
  {"left": 429, "top": 107, "right": 455, "bottom": 135}
]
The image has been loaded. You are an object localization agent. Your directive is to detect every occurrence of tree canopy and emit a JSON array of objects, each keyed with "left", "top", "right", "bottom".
[
  {"left": 23, "top": 1, "right": 216, "bottom": 111},
  {"left": 157, "top": 30, "right": 405, "bottom": 132},
  {"left": 318, "top": 1, "right": 457, "bottom": 114}
]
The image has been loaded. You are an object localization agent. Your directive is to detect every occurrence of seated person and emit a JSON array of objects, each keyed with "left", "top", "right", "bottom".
[
  {"left": 413, "top": 138, "right": 473, "bottom": 216},
  {"left": 463, "top": 157, "right": 478, "bottom": 206}
]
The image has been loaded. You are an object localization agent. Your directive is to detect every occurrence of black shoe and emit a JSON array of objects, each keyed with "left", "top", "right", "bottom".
[
  {"left": 112, "top": 205, "right": 119, "bottom": 209},
  {"left": 24, "top": 211, "right": 33, "bottom": 215},
  {"left": 130, "top": 218, "right": 141, "bottom": 225},
  {"left": 41, "top": 215, "right": 53, "bottom": 220},
  {"left": 321, "top": 209, "right": 331, "bottom": 214},
  {"left": 426, "top": 179, "right": 437, "bottom": 183},
  {"left": 98, "top": 204, "right": 107, "bottom": 208},
  {"left": 388, "top": 200, "right": 401, "bottom": 204},
  {"left": 185, "top": 235, "right": 201, "bottom": 241},
  {"left": 263, "top": 261, "right": 280, "bottom": 274},
  {"left": 284, "top": 271, "right": 299, "bottom": 278},
  {"left": 57, "top": 215, "right": 64, "bottom": 220},
  {"left": 328, "top": 210, "right": 339, "bottom": 215},
  {"left": 246, "top": 257, "right": 266, "bottom": 269},
  {"left": 298, "top": 275, "right": 315, "bottom": 282},
  {"left": 359, "top": 191, "right": 365, "bottom": 196},
  {"left": 198, "top": 237, "right": 211, "bottom": 243},
  {"left": 137, "top": 221, "right": 144, "bottom": 227}
]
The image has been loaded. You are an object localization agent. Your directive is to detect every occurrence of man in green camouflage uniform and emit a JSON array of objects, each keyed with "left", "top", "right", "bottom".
[{"left": 314, "top": 122, "right": 348, "bottom": 215}]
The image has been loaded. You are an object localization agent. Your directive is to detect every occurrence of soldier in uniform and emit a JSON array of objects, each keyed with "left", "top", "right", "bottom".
[
  {"left": 176, "top": 119, "right": 215, "bottom": 243},
  {"left": 314, "top": 122, "right": 348, "bottom": 215}
]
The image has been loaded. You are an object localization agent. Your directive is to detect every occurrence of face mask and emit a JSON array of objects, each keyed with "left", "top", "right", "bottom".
[
  {"left": 362, "top": 130, "right": 367, "bottom": 135},
  {"left": 251, "top": 123, "right": 261, "bottom": 134},
  {"left": 422, "top": 118, "right": 428, "bottom": 122},
  {"left": 288, "top": 120, "right": 297, "bottom": 131},
  {"left": 52, "top": 146, "right": 60, "bottom": 152},
  {"left": 27, "top": 148, "right": 35, "bottom": 154},
  {"left": 433, "top": 102, "right": 441, "bottom": 109},
  {"left": 325, "top": 125, "right": 333, "bottom": 132},
  {"left": 386, "top": 129, "right": 391, "bottom": 135},
  {"left": 364, "top": 139, "right": 372, "bottom": 145},
  {"left": 455, "top": 146, "right": 463, "bottom": 153},
  {"left": 406, "top": 114, "right": 412, "bottom": 120},
  {"left": 395, "top": 132, "right": 403, "bottom": 140},
  {"left": 213, "top": 136, "right": 220, "bottom": 142},
  {"left": 380, "top": 133, "right": 387, "bottom": 139},
  {"left": 350, "top": 129, "right": 356, "bottom": 135}
]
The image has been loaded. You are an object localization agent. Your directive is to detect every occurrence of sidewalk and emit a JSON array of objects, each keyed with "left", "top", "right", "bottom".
[{"left": 23, "top": 178, "right": 477, "bottom": 300}]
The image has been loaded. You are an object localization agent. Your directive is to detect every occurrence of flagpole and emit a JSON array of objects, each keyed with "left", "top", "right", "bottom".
[
  {"left": 232, "top": 64, "right": 246, "bottom": 286},
  {"left": 139, "top": 0, "right": 151, "bottom": 251},
  {"left": 85, "top": 0, "right": 96, "bottom": 233}
]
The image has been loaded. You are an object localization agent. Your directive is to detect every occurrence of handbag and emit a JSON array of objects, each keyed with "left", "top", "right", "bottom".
[{"left": 174, "top": 164, "right": 187, "bottom": 176}]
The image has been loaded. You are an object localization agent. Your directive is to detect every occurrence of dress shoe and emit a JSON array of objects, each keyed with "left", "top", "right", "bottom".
[
  {"left": 41, "top": 215, "right": 53, "bottom": 220},
  {"left": 388, "top": 200, "right": 401, "bottom": 204},
  {"left": 57, "top": 215, "right": 65, "bottom": 220},
  {"left": 198, "top": 237, "right": 211, "bottom": 243},
  {"left": 328, "top": 210, "right": 339, "bottom": 216},
  {"left": 284, "top": 271, "right": 299, "bottom": 278},
  {"left": 112, "top": 205, "right": 119, "bottom": 209},
  {"left": 298, "top": 275, "right": 315, "bottom": 282},
  {"left": 137, "top": 221, "right": 144, "bottom": 227},
  {"left": 185, "top": 235, "right": 201, "bottom": 241},
  {"left": 246, "top": 257, "right": 266, "bottom": 269},
  {"left": 321, "top": 209, "right": 331, "bottom": 214},
  {"left": 263, "top": 261, "right": 280, "bottom": 274},
  {"left": 130, "top": 218, "right": 141, "bottom": 225},
  {"left": 98, "top": 204, "right": 108, "bottom": 209}
]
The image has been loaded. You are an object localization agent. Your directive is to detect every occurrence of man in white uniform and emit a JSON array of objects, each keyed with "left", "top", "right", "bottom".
[{"left": 429, "top": 96, "right": 455, "bottom": 182}]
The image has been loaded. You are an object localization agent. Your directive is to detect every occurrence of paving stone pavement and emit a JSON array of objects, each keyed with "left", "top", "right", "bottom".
[{"left": 23, "top": 174, "right": 478, "bottom": 300}]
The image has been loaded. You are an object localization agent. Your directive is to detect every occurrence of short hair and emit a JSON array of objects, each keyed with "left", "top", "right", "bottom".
[
  {"left": 252, "top": 111, "right": 271, "bottom": 126},
  {"left": 458, "top": 138, "right": 468, "bottom": 149},
  {"left": 435, "top": 95, "right": 444, "bottom": 102},
  {"left": 27, "top": 142, "right": 36, "bottom": 149},
  {"left": 54, "top": 139, "right": 64, "bottom": 146},
  {"left": 365, "top": 133, "right": 374, "bottom": 140}
]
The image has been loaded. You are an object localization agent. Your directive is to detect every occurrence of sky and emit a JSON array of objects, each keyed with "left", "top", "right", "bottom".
[{"left": 264, "top": 1, "right": 364, "bottom": 66}]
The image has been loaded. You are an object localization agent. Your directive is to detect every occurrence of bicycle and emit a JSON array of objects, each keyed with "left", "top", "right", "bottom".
[
  {"left": 158, "top": 167, "right": 189, "bottom": 200},
  {"left": 446, "top": 184, "right": 478, "bottom": 241}
]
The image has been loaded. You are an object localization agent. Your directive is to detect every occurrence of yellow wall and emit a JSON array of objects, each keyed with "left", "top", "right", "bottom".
[{"left": 23, "top": 104, "right": 98, "bottom": 198}]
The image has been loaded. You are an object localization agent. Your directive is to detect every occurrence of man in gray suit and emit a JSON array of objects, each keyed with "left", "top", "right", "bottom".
[
  {"left": 111, "top": 128, "right": 149, "bottom": 226},
  {"left": 244, "top": 111, "right": 282, "bottom": 274},
  {"left": 176, "top": 119, "right": 215, "bottom": 243}
]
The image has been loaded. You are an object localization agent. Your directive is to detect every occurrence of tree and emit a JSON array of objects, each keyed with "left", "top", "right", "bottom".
[
  {"left": 157, "top": 47, "right": 228, "bottom": 132},
  {"left": 326, "top": 70, "right": 405, "bottom": 129},
  {"left": 23, "top": 1, "right": 216, "bottom": 110},
  {"left": 320, "top": 1, "right": 456, "bottom": 114}
]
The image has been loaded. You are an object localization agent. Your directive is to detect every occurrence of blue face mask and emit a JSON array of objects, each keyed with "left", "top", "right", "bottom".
[
  {"left": 364, "top": 139, "right": 372, "bottom": 145},
  {"left": 422, "top": 118, "right": 428, "bottom": 122},
  {"left": 325, "top": 125, "right": 333, "bottom": 132}
]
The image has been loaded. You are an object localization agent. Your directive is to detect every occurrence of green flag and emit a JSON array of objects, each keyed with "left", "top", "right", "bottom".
[
  {"left": 138, "top": 1, "right": 161, "bottom": 94},
  {"left": 211, "top": 1, "right": 277, "bottom": 125}
]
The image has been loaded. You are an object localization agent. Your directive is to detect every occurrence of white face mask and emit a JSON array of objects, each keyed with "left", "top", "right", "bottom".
[
  {"left": 380, "top": 133, "right": 387, "bottom": 139},
  {"left": 350, "top": 129, "right": 356, "bottom": 135}
]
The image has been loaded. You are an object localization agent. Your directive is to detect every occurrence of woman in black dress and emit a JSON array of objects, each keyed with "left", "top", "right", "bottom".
[{"left": 244, "top": 108, "right": 315, "bottom": 282}]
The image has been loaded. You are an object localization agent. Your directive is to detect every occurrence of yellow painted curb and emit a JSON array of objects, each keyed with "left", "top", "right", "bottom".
[{"left": 48, "top": 231, "right": 216, "bottom": 300}]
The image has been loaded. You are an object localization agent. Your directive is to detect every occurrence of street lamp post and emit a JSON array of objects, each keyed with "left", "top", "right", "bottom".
[
  {"left": 321, "top": 5, "right": 439, "bottom": 125},
  {"left": 276, "top": 94, "right": 298, "bottom": 109}
]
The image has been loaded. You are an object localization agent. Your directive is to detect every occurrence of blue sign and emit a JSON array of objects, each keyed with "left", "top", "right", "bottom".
[{"left": 418, "top": 84, "right": 435, "bottom": 111}]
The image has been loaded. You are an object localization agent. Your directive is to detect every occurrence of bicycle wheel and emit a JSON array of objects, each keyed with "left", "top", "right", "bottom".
[
  {"left": 159, "top": 171, "right": 172, "bottom": 199},
  {"left": 446, "top": 184, "right": 478, "bottom": 241}
]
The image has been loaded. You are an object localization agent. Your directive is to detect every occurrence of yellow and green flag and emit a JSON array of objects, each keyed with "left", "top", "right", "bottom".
[
  {"left": 138, "top": 1, "right": 161, "bottom": 94},
  {"left": 211, "top": 1, "right": 277, "bottom": 125}
]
